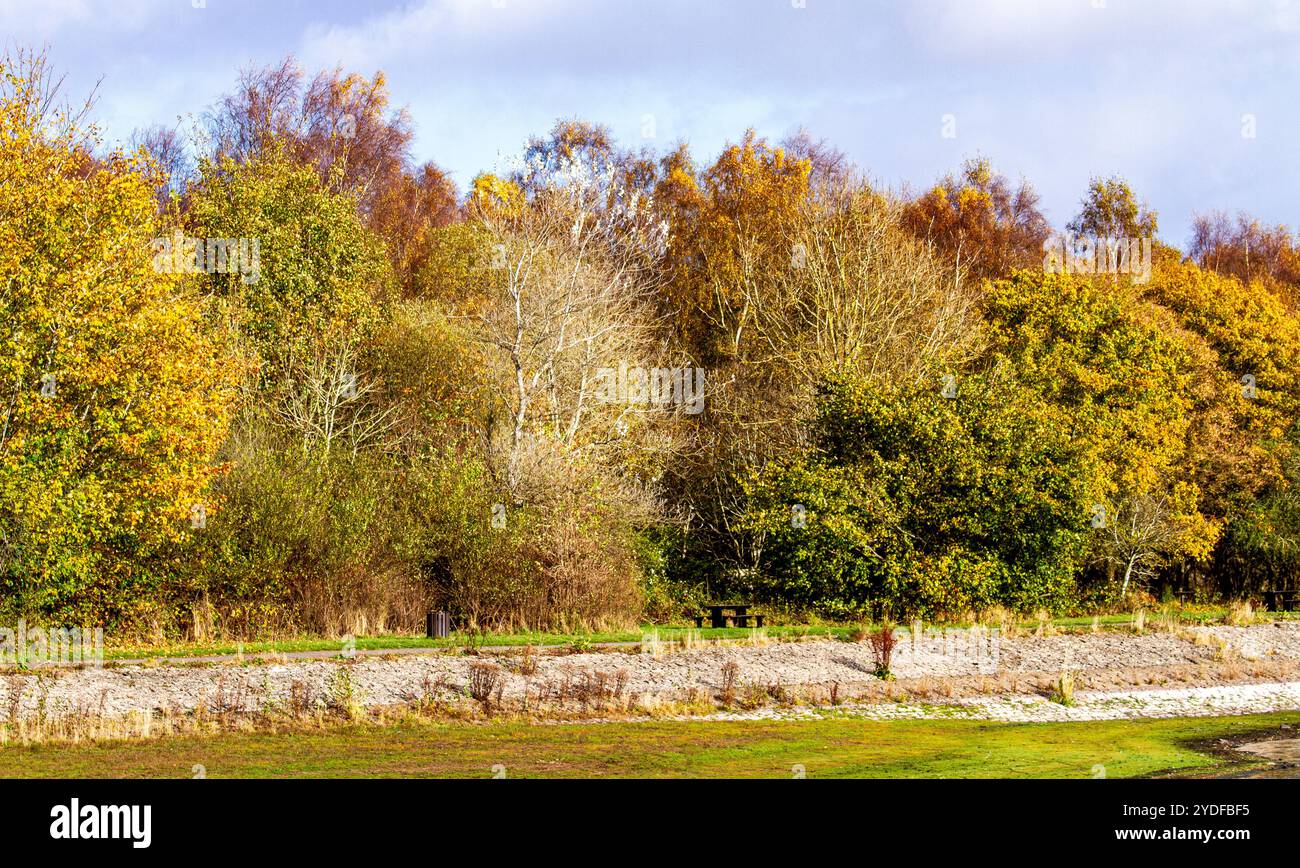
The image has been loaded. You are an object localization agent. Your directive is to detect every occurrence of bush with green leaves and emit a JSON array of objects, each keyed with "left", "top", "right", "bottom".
[
  {"left": 0, "top": 61, "right": 238, "bottom": 625},
  {"left": 186, "top": 144, "right": 394, "bottom": 386},
  {"left": 740, "top": 372, "right": 1092, "bottom": 618}
]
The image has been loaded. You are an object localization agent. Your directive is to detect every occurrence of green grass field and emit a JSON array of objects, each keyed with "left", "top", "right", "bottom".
[
  {"left": 3, "top": 711, "right": 1293, "bottom": 779},
  {"left": 98, "top": 607, "right": 1297, "bottom": 661}
]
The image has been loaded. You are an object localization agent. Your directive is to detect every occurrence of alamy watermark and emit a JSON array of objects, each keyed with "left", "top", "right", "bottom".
[
  {"left": 50, "top": 798, "right": 151, "bottom": 849},
  {"left": 0, "top": 620, "right": 104, "bottom": 668},
  {"left": 894, "top": 625, "right": 1002, "bottom": 675},
  {"left": 594, "top": 363, "right": 707, "bottom": 415},
  {"left": 1043, "top": 234, "right": 1151, "bottom": 285},
  {"left": 151, "top": 230, "right": 261, "bottom": 285}
]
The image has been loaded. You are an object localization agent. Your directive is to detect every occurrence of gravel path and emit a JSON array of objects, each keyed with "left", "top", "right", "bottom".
[
  {"left": 690, "top": 682, "right": 1300, "bottom": 724},
  {"left": 6, "top": 622, "right": 1300, "bottom": 724}
]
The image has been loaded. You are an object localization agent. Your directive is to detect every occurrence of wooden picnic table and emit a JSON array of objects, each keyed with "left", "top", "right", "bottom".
[
  {"left": 1264, "top": 590, "right": 1299, "bottom": 612},
  {"left": 1173, "top": 590, "right": 1298, "bottom": 612},
  {"left": 694, "top": 604, "right": 764, "bottom": 629}
]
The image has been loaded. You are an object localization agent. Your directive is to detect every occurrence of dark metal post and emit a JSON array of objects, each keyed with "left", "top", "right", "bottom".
[{"left": 426, "top": 611, "right": 450, "bottom": 639}]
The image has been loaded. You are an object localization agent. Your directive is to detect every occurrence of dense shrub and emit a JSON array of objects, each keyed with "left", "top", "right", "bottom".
[
  {"left": 740, "top": 373, "right": 1090, "bottom": 618},
  {"left": 0, "top": 57, "right": 238, "bottom": 625},
  {"left": 159, "top": 432, "right": 646, "bottom": 639}
]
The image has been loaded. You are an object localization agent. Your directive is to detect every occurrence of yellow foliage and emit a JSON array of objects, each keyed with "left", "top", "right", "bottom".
[
  {"left": 0, "top": 60, "right": 240, "bottom": 617},
  {"left": 469, "top": 172, "right": 524, "bottom": 218}
]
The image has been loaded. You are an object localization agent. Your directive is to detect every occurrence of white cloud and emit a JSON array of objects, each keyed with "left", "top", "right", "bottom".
[
  {"left": 299, "top": 0, "right": 578, "bottom": 71},
  {"left": 0, "top": 0, "right": 91, "bottom": 33},
  {"left": 906, "top": 0, "right": 1247, "bottom": 58},
  {"left": 0, "top": 0, "right": 169, "bottom": 37}
]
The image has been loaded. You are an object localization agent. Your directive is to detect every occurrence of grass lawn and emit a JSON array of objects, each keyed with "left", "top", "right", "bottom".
[
  {"left": 2, "top": 711, "right": 1293, "bottom": 779},
  {"left": 98, "top": 608, "right": 1300, "bottom": 661},
  {"left": 100, "top": 625, "right": 855, "bottom": 660}
]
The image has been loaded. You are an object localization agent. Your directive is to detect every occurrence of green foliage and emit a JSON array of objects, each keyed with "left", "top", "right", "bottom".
[
  {"left": 741, "top": 372, "right": 1091, "bottom": 618},
  {"left": 186, "top": 145, "right": 394, "bottom": 385},
  {"left": 1067, "top": 175, "right": 1158, "bottom": 239},
  {"left": 0, "top": 62, "right": 238, "bottom": 623}
]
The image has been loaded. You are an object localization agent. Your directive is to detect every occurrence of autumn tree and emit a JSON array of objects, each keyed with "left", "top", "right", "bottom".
[
  {"left": 755, "top": 189, "right": 978, "bottom": 386},
  {"left": 0, "top": 52, "right": 238, "bottom": 622},
  {"left": 1143, "top": 260, "right": 1300, "bottom": 592},
  {"left": 206, "top": 57, "right": 458, "bottom": 292},
  {"left": 982, "top": 270, "right": 1226, "bottom": 596},
  {"left": 656, "top": 130, "right": 812, "bottom": 366},
  {"left": 516, "top": 119, "right": 660, "bottom": 205},
  {"left": 902, "top": 156, "right": 1050, "bottom": 280},
  {"left": 780, "top": 128, "right": 852, "bottom": 192},
  {"left": 1219, "top": 429, "right": 1300, "bottom": 597},
  {"left": 1189, "top": 210, "right": 1300, "bottom": 301},
  {"left": 407, "top": 144, "right": 673, "bottom": 628},
  {"left": 130, "top": 123, "right": 191, "bottom": 212},
  {"left": 655, "top": 134, "right": 985, "bottom": 597},
  {"left": 185, "top": 143, "right": 394, "bottom": 390},
  {"left": 1067, "top": 175, "right": 1159, "bottom": 239},
  {"left": 1145, "top": 261, "right": 1300, "bottom": 448},
  {"left": 462, "top": 163, "right": 668, "bottom": 502}
]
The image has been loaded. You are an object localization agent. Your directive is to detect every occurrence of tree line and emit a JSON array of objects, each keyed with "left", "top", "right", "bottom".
[{"left": 3, "top": 49, "right": 1299, "bottom": 637}]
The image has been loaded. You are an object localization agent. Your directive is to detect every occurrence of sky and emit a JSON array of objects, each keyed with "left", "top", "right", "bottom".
[{"left": 1, "top": 0, "right": 1297, "bottom": 244}]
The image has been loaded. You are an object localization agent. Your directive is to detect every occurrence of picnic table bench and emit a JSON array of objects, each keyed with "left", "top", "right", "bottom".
[
  {"left": 693, "top": 604, "right": 765, "bottom": 629},
  {"left": 1264, "top": 590, "right": 1300, "bottom": 612},
  {"left": 1171, "top": 590, "right": 1298, "bottom": 612}
]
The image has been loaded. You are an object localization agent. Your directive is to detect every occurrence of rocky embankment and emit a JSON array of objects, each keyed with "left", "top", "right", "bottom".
[{"left": 5, "top": 622, "right": 1300, "bottom": 725}]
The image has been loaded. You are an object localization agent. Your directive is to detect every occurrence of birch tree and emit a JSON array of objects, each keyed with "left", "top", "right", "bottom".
[{"left": 466, "top": 152, "right": 670, "bottom": 506}]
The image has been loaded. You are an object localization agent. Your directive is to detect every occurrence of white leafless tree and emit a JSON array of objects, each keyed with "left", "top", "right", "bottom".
[
  {"left": 274, "top": 343, "right": 401, "bottom": 459},
  {"left": 1096, "top": 493, "right": 1181, "bottom": 597},
  {"left": 469, "top": 155, "right": 673, "bottom": 506}
]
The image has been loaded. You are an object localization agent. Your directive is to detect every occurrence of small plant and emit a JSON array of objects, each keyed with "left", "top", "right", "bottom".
[
  {"left": 460, "top": 630, "right": 484, "bottom": 656},
  {"left": 566, "top": 636, "right": 592, "bottom": 654},
  {"left": 467, "top": 662, "right": 501, "bottom": 710},
  {"left": 289, "top": 679, "right": 316, "bottom": 717},
  {"left": 739, "top": 680, "right": 768, "bottom": 709},
  {"left": 1049, "top": 670, "right": 1076, "bottom": 706},
  {"left": 720, "top": 661, "right": 740, "bottom": 706},
  {"left": 1226, "top": 599, "right": 1255, "bottom": 626},
  {"left": 766, "top": 680, "right": 793, "bottom": 705},
  {"left": 868, "top": 624, "right": 898, "bottom": 680},
  {"left": 519, "top": 645, "right": 539, "bottom": 676},
  {"left": 326, "top": 667, "right": 363, "bottom": 720},
  {"left": 1131, "top": 609, "right": 1146, "bottom": 634}
]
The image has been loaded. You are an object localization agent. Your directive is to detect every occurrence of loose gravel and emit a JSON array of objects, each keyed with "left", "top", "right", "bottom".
[{"left": 6, "top": 621, "right": 1300, "bottom": 725}]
